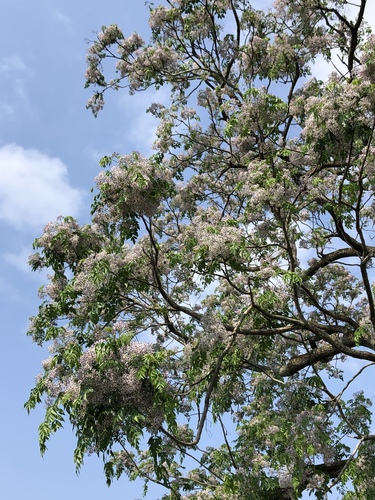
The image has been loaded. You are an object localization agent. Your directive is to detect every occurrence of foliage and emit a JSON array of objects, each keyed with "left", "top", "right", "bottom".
[{"left": 26, "top": 0, "right": 375, "bottom": 498}]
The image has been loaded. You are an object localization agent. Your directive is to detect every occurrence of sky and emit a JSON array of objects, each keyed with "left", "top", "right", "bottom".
[{"left": 1, "top": 1, "right": 375, "bottom": 500}]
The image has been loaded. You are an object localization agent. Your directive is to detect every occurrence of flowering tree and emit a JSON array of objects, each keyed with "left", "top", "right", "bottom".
[{"left": 26, "top": 0, "right": 375, "bottom": 498}]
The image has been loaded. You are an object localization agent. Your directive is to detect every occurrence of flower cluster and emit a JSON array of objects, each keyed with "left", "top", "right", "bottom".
[
  {"left": 93, "top": 152, "right": 172, "bottom": 224},
  {"left": 43, "top": 340, "right": 165, "bottom": 432},
  {"left": 31, "top": 216, "right": 103, "bottom": 271}
]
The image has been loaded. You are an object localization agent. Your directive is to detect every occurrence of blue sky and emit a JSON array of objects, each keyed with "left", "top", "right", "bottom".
[{"left": 2, "top": 1, "right": 375, "bottom": 500}]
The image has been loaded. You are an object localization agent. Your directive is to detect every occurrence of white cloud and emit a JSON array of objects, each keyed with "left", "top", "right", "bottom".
[{"left": 0, "top": 144, "right": 85, "bottom": 231}]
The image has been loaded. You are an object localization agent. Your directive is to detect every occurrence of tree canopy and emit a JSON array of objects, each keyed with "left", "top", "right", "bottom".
[{"left": 26, "top": 0, "right": 375, "bottom": 498}]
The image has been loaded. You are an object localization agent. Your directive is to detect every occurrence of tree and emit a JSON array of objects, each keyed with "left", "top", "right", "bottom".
[{"left": 26, "top": 0, "right": 375, "bottom": 498}]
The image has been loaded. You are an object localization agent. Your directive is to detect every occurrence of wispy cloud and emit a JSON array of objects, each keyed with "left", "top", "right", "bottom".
[
  {"left": 0, "top": 144, "right": 85, "bottom": 231},
  {"left": 1, "top": 246, "right": 50, "bottom": 288},
  {"left": 3, "top": 247, "right": 35, "bottom": 274},
  {"left": 0, "top": 54, "right": 33, "bottom": 118},
  {"left": 0, "top": 101, "right": 15, "bottom": 118},
  {"left": 52, "top": 9, "right": 74, "bottom": 34},
  {"left": 0, "top": 54, "right": 32, "bottom": 75}
]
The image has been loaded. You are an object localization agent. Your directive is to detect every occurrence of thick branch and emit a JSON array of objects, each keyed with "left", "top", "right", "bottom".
[
  {"left": 303, "top": 247, "right": 362, "bottom": 278},
  {"left": 278, "top": 338, "right": 354, "bottom": 377}
]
